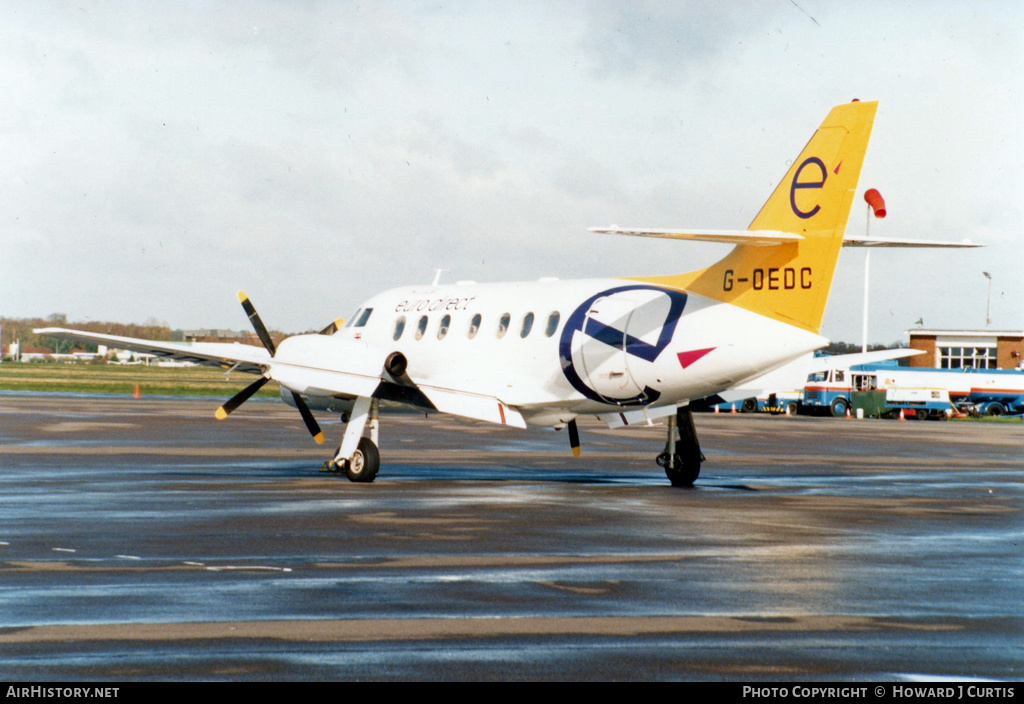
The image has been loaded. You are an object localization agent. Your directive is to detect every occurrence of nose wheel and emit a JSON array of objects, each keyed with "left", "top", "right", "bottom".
[
  {"left": 319, "top": 397, "right": 382, "bottom": 482},
  {"left": 321, "top": 437, "right": 380, "bottom": 482}
]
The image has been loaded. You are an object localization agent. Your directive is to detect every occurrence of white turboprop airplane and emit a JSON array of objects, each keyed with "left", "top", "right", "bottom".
[{"left": 40, "top": 99, "right": 896, "bottom": 486}]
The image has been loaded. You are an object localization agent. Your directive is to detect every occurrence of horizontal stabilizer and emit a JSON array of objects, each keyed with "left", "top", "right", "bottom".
[
  {"left": 590, "top": 227, "right": 803, "bottom": 246},
  {"left": 841, "top": 236, "right": 983, "bottom": 248}
]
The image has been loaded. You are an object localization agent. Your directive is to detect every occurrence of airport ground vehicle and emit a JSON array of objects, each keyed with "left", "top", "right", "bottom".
[{"left": 802, "top": 363, "right": 1024, "bottom": 418}]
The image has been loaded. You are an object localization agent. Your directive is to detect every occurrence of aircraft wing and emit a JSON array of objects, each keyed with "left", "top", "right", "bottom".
[
  {"left": 711, "top": 348, "right": 926, "bottom": 404},
  {"left": 416, "top": 384, "right": 527, "bottom": 428},
  {"left": 33, "top": 327, "right": 271, "bottom": 374},
  {"left": 35, "top": 326, "right": 528, "bottom": 427}
]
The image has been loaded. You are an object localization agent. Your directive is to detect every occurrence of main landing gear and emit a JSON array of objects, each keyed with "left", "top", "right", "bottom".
[
  {"left": 320, "top": 396, "right": 381, "bottom": 482},
  {"left": 655, "top": 406, "right": 704, "bottom": 487}
]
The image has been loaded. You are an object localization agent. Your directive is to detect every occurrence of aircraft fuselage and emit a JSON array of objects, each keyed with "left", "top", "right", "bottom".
[{"left": 302, "top": 278, "right": 826, "bottom": 426}]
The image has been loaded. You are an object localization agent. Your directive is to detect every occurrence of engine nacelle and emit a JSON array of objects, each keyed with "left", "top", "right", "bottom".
[{"left": 280, "top": 386, "right": 355, "bottom": 414}]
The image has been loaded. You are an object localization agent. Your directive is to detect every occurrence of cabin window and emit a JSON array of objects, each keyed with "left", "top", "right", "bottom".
[
  {"left": 393, "top": 316, "right": 406, "bottom": 341},
  {"left": 545, "top": 311, "right": 560, "bottom": 337},
  {"left": 468, "top": 313, "right": 482, "bottom": 339},
  {"left": 438, "top": 314, "right": 451, "bottom": 340},
  {"left": 354, "top": 308, "right": 373, "bottom": 327},
  {"left": 497, "top": 313, "right": 511, "bottom": 339},
  {"left": 415, "top": 315, "right": 428, "bottom": 340},
  {"left": 520, "top": 312, "right": 535, "bottom": 338}
]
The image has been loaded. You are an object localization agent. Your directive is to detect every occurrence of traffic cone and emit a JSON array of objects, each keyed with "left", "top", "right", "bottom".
[
  {"left": 730, "top": 403, "right": 737, "bottom": 414},
  {"left": 714, "top": 405, "right": 720, "bottom": 414},
  {"left": 785, "top": 404, "right": 790, "bottom": 416},
  {"left": 133, "top": 384, "right": 140, "bottom": 399},
  {"left": 846, "top": 407, "right": 851, "bottom": 419},
  {"left": 898, "top": 408, "right": 905, "bottom": 421}
]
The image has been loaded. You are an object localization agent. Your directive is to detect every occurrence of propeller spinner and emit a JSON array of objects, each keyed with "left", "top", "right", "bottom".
[{"left": 215, "top": 291, "right": 326, "bottom": 445}]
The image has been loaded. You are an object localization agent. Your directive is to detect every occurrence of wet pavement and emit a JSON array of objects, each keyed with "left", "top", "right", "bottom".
[{"left": 0, "top": 393, "right": 1021, "bottom": 681}]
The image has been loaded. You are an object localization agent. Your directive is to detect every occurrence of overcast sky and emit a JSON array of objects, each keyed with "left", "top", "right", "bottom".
[{"left": 2, "top": 1, "right": 1021, "bottom": 344}]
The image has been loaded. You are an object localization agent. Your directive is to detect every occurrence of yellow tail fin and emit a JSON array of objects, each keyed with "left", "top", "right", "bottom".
[{"left": 633, "top": 100, "right": 878, "bottom": 334}]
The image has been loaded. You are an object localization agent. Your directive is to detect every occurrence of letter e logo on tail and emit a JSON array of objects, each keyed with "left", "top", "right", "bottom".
[{"left": 789, "top": 157, "right": 827, "bottom": 219}]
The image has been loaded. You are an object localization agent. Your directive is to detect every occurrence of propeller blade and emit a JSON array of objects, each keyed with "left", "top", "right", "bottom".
[
  {"left": 568, "top": 419, "right": 581, "bottom": 457},
  {"left": 318, "top": 317, "right": 345, "bottom": 335},
  {"left": 238, "top": 290, "right": 276, "bottom": 356},
  {"left": 215, "top": 376, "right": 270, "bottom": 420},
  {"left": 290, "top": 391, "right": 326, "bottom": 444}
]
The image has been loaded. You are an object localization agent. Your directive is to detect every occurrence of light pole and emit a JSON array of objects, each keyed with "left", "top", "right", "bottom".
[{"left": 983, "top": 271, "right": 992, "bottom": 328}]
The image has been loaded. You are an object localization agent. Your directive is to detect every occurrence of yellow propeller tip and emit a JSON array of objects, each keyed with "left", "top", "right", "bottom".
[
  {"left": 571, "top": 447, "right": 581, "bottom": 457},
  {"left": 215, "top": 407, "right": 228, "bottom": 420},
  {"left": 313, "top": 432, "right": 325, "bottom": 445},
  {"left": 236, "top": 290, "right": 248, "bottom": 302}
]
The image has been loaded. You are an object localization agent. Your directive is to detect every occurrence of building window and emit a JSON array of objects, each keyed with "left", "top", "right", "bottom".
[{"left": 939, "top": 346, "right": 996, "bottom": 369}]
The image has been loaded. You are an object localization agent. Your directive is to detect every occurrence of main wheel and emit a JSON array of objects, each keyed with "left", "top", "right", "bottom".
[
  {"left": 346, "top": 437, "right": 380, "bottom": 483},
  {"left": 985, "top": 402, "right": 1005, "bottom": 417},
  {"left": 830, "top": 397, "right": 848, "bottom": 417},
  {"left": 659, "top": 452, "right": 700, "bottom": 487}
]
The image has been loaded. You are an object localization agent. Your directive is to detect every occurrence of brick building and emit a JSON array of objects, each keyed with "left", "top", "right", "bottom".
[{"left": 907, "top": 329, "right": 1024, "bottom": 370}]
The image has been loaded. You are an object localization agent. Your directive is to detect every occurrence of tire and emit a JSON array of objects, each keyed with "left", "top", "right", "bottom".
[
  {"left": 785, "top": 401, "right": 799, "bottom": 416},
  {"left": 915, "top": 409, "right": 930, "bottom": 420},
  {"left": 663, "top": 453, "right": 700, "bottom": 487},
  {"left": 830, "top": 397, "right": 848, "bottom": 417},
  {"left": 984, "top": 403, "right": 1005, "bottom": 417},
  {"left": 346, "top": 437, "right": 380, "bottom": 483},
  {"left": 741, "top": 398, "right": 757, "bottom": 413}
]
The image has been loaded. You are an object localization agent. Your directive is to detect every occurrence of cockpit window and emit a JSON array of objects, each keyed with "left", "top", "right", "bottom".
[
  {"left": 354, "top": 308, "right": 373, "bottom": 327},
  {"left": 345, "top": 309, "right": 361, "bottom": 328}
]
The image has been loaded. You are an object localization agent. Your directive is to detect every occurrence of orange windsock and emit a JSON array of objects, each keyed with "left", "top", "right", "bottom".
[{"left": 864, "top": 188, "right": 886, "bottom": 218}]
